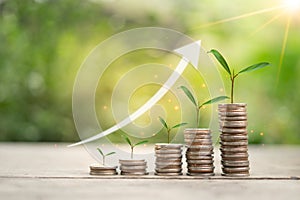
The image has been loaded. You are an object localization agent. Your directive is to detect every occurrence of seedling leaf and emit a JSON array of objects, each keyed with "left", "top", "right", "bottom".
[
  {"left": 105, "top": 152, "right": 116, "bottom": 156},
  {"left": 238, "top": 62, "right": 270, "bottom": 75},
  {"left": 208, "top": 49, "right": 231, "bottom": 75},
  {"left": 97, "top": 148, "right": 104, "bottom": 157},
  {"left": 122, "top": 135, "right": 132, "bottom": 146},
  {"left": 200, "top": 96, "right": 229, "bottom": 107},
  {"left": 133, "top": 140, "right": 148, "bottom": 147},
  {"left": 179, "top": 86, "right": 197, "bottom": 107},
  {"left": 171, "top": 122, "right": 188, "bottom": 129},
  {"left": 159, "top": 116, "right": 168, "bottom": 129}
]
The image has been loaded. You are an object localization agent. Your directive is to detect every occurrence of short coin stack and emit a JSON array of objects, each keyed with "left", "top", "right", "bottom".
[
  {"left": 154, "top": 143, "right": 183, "bottom": 176},
  {"left": 218, "top": 103, "right": 250, "bottom": 177},
  {"left": 184, "top": 128, "right": 215, "bottom": 176},
  {"left": 89, "top": 164, "right": 118, "bottom": 175},
  {"left": 119, "top": 159, "right": 148, "bottom": 175}
]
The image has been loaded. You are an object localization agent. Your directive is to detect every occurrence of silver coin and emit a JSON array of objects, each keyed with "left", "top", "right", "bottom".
[
  {"left": 186, "top": 153, "right": 213, "bottom": 158},
  {"left": 119, "top": 159, "right": 146, "bottom": 165},
  {"left": 155, "top": 162, "right": 182, "bottom": 167},
  {"left": 218, "top": 103, "right": 247, "bottom": 108},
  {"left": 90, "top": 164, "right": 117, "bottom": 170},
  {"left": 220, "top": 141, "right": 248, "bottom": 146},
  {"left": 219, "top": 121, "right": 247, "bottom": 128},
  {"left": 219, "top": 116, "right": 247, "bottom": 121},
  {"left": 155, "top": 143, "right": 183, "bottom": 149},
  {"left": 184, "top": 138, "right": 212, "bottom": 144},
  {"left": 90, "top": 172, "right": 118, "bottom": 175},
  {"left": 154, "top": 172, "right": 183, "bottom": 176},
  {"left": 220, "top": 135, "right": 248, "bottom": 141},
  {"left": 188, "top": 167, "right": 215, "bottom": 173},
  {"left": 184, "top": 128, "right": 211, "bottom": 133},
  {"left": 121, "top": 172, "right": 148, "bottom": 176},
  {"left": 186, "top": 154, "right": 214, "bottom": 160},
  {"left": 187, "top": 160, "right": 214, "bottom": 165},
  {"left": 185, "top": 140, "right": 212, "bottom": 145},
  {"left": 155, "top": 158, "right": 182, "bottom": 163},
  {"left": 184, "top": 134, "right": 212, "bottom": 140},
  {"left": 120, "top": 165, "right": 147, "bottom": 170},
  {"left": 155, "top": 154, "right": 182, "bottom": 158},
  {"left": 187, "top": 172, "right": 215, "bottom": 176},
  {"left": 222, "top": 160, "right": 249, "bottom": 167},
  {"left": 221, "top": 173, "right": 250, "bottom": 177},
  {"left": 222, "top": 167, "right": 250, "bottom": 173},
  {"left": 187, "top": 145, "right": 213, "bottom": 150},
  {"left": 218, "top": 106, "right": 247, "bottom": 112},
  {"left": 155, "top": 168, "right": 182, "bottom": 173},
  {"left": 220, "top": 147, "right": 248, "bottom": 153},
  {"left": 220, "top": 128, "right": 248, "bottom": 134},
  {"left": 219, "top": 112, "right": 247, "bottom": 117},
  {"left": 221, "top": 153, "right": 248, "bottom": 158},
  {"left": 155, "top": 149, "right": 182, "bottom": 154}
]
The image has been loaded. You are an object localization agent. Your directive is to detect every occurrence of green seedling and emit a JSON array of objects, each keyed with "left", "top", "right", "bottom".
[
  {"left": 179, "top": 85, "right": 228, "bottom": 127},
  {"left": 97, "top": 148, "right": 116, "bottom": 166},
  {"left": 208, "top": 49, "right": 270, "bottom": 103},
  {"left": 122, "top": 134, "right": 148, "bottom": 159},
  {"left": 158, "top": 116, "right": 187, "bottom": 144}
]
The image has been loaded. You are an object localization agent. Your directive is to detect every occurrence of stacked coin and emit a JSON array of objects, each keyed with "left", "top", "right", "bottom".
[
  {"left": 119, "top": 159, "right": 148, "bottom": 175},
  {"left": 89, "top": 164, "right": 118, "bottom": 175},
  {"left": 218, "top": 103, "right": 250, "bottom": 177},
  {"left": 184, "top": 128, "right": 215, "bottom": 176},
  {"left": 154, "top": 143, "right": 183, "bottom": 176}
]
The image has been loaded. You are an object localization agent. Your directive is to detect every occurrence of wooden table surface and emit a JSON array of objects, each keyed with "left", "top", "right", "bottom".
[{"left": 0, "top": 143, "right": 299, "bottom": 200}]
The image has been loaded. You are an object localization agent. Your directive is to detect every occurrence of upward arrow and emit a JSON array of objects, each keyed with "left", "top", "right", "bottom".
[{"left": 68, "top": 40, "right": 201, "bottom": 147}]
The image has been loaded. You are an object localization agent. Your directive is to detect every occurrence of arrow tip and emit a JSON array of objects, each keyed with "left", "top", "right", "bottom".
[{"left": 174, "top": 40, "right": 201, "bottom": 69}]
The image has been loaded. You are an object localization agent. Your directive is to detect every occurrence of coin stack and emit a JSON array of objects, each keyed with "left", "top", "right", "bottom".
[
  {"left": 89, "top": 164, "right": 118, "bottom": 175},
  {"left": 119, "top": 159, "right": 148, "bottom": 175},
  {"left": 184, "top": 128, "right": 215, "bottom": 176},
  {"left": 154, "top": 143, "right": 183, "bottom": 176},
  {"left": 218, "top": 103, "right": 250, "bottom": 177}
]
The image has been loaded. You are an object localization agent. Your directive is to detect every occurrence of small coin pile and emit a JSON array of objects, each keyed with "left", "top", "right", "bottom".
[
  {"left": 218, "top": 103, "right": 250, "bottom": 177},
  {"left": 184, "top": 128, "right": 215, "bottom": 176},
  {"left": 154, "top": 143, "right": 183, "bottom": 176},
  {"left": 119, "top": 159, "right": 148, "bottom": 175},
  {"left": 89, "top": 164, "right": 118, "bottom": 175}
]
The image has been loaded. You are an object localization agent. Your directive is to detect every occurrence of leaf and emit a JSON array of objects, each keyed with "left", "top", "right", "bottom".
[
  {"left": 133, "top": 140, "right": 148, "bottom": 147},
  {"left": 171, "top": 122, "right": 188, "bottom": 129},
  {"left": 158, "top": 116, "right": 168, "bottom": 129},
  {"left": 122, "top": 135, "right": 132, "bottom": 146},
  {"left": 105, "top": 152, "right": 116, "bottom": 157},
  {"left": 97, "top": 148, "right": 104, "bottom": 157},
  {"left": 238, "top": 62, "right": 270, "bottom": 75},
  {"left": 208, "top": 49, "right": 231, "bottom": 75},
  {"left": 200, "top": 96, "right": 229, "bottom": 107},
  {"left": 179, "top": 86, "right": 197, "bottom": 107}
]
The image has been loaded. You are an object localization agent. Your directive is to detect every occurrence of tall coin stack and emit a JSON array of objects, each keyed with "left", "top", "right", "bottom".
[
  {"left": 184, "top": 128, "right": 215, "bottom": 176},
  {"left": 218, "top": 103, "right": 250, "bottom": 177},
  {"left": 154, "top": 144, "right": 183, "bottom": 176},
  {"left": 119, "top": 159, "right": 148, "bottom": 175},
  {"left": 89, "top": 164, "right": 118, "bottom": 175}
]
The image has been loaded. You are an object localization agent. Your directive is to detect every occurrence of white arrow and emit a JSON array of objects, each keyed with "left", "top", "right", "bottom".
[{"left": 68, "top": 40, "right": 201, "bottom": 147}]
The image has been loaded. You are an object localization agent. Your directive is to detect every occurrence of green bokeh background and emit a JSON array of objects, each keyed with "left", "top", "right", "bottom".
[{"left": 0, "top": 0, "right": 299, "bottom": 144}]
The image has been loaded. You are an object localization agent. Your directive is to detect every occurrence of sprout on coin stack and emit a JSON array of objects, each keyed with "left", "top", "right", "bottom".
[
  {"left": 89, "top": 148, "right": 117, "bottom": 176},
  {"left": 119, "top": 134, "right": 149, "bottom": 176},
  {"left": 154, "top": 117, "right": 187, "bottom": 176},
  {"left": 209, "top": 49, "right": 270, "bottom": 177},
  {"left": 179, "top": 85, "right": 228, "bottom": 176}
]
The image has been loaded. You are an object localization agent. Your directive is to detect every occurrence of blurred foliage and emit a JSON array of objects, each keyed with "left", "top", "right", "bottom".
[{"left": 0, "top": 0, "right": 299, "bottom": 144}]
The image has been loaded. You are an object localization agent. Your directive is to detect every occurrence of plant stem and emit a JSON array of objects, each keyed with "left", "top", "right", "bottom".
[
  {"left": 103, "top": 156, "right": 105, "bottom": 166},
  {"left": 231, "top": 76, "right": 234, "bottom": 104},
  {"left": 131, "top": 146, "right": 133, "bottom": 159},
  {"left": 196, "top": 107, "right": 199, "bottom": 128}
]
